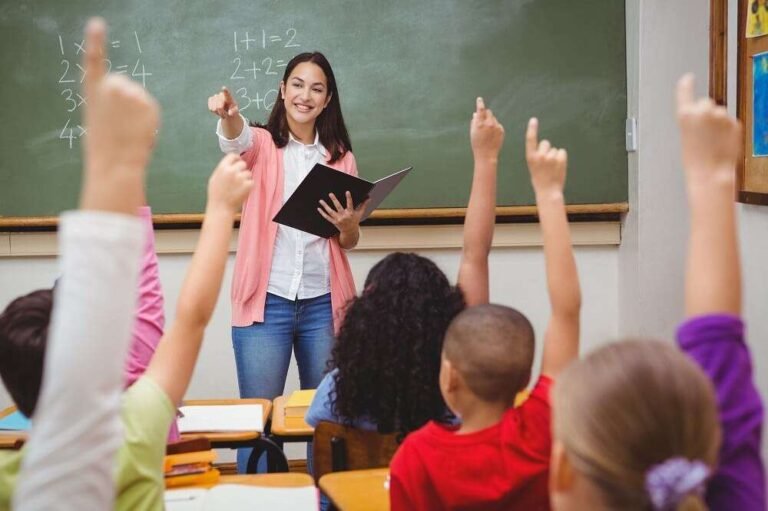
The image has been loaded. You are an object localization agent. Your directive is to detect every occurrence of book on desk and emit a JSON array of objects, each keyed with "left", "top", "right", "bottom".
[{"left": 284, "top": 389, "right": 316, "bottom": 429}]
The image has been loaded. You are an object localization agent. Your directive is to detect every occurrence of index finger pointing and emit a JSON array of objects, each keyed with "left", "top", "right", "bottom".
[
  {"left": 83, "top": 17, "right": 107, "bottom": 100},
  {"left": 526, "top": 117, "right": 539, "bottom": 155},
  {"left": 476, "top": 97, "right": 487, "bottom": 121},
  {"left": 221, "top": 86, "right": 233, "bottom": 102},
  {"left": 676, "top": 73, "right": 695, "bottom": 112}
]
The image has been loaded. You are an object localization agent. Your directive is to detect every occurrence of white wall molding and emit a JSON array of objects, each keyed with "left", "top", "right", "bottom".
[{"left": 2, "top": 222, "right": 621, "bottom": 258}]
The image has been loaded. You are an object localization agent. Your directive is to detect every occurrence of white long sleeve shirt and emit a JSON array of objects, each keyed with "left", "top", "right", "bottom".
[
  {"left": 217, "top": 117, "right": 331, "bottom": 300},
  {"left": 14, "top": 211, "right": 143, "bottom": 511}
]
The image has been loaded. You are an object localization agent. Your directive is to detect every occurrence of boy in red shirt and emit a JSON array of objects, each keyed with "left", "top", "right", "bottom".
[{"left": 390, "top": 117, "right": 582, "bottom": 511}]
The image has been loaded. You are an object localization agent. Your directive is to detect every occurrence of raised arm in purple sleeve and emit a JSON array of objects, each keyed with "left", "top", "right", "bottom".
[{"left": 677, "top": 314, "right": 766, "bottom": 511}]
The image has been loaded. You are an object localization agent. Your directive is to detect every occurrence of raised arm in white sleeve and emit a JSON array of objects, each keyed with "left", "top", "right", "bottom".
[{"left": 14, "top": 211, "right": 143, "bottom": 511}]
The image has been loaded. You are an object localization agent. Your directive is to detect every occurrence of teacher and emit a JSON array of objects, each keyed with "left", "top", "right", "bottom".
[{"left": 207, "top": 52, "right": 365, "bottom": 472}]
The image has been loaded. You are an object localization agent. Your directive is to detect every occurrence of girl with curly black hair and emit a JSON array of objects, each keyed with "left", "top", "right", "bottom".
[{"left": 306, "top": 97, "right": 504, "bottom": 439}]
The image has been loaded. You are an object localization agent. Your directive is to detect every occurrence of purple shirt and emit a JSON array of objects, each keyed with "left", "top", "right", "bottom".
[{"left": 677, "top": 314, "right": 766, "bottom": 511}]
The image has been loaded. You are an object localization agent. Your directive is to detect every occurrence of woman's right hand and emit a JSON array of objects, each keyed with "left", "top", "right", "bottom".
[{"left": 208, "top": 86, "right": 239, "bottom": 119}]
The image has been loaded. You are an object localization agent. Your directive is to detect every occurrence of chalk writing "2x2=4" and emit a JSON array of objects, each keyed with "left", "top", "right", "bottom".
[{"left": 58, "top": 58, "right": 152, "bottom": 87}]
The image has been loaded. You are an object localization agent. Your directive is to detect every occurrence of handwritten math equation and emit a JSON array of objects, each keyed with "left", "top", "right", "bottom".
[
  {"left": 56, "top": 31, "right": 151, "bottom": 148},
  {"left": 228, "top": 28, "right": 301, "bottom": 113}
]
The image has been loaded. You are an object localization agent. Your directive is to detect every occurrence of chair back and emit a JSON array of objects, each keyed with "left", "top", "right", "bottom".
[{"left": 312, "top": 421, "right": 398, "bottom": 482}]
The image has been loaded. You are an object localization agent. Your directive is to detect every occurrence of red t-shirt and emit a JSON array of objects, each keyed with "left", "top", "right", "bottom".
[{"left": 389, "top": 376, "right": 553, "bottom": 511}]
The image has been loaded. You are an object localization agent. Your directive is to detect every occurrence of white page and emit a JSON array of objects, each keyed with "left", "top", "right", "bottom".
[
  {"left": 178, "top": 405, "right": 263, "bottom": 433},
  {"left": 204, "top": 484, "right": 318, "bottom": 510},
  {"left": 164, "top": 489, "right": 208, "bottom": 511},
  {"left": 361, "top": 167, "right": 413, "bottom": 220}
]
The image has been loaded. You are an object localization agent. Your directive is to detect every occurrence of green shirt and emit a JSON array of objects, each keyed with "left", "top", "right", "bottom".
[{"left": 0, "top": 376, "right": 175, "bottom": 511}]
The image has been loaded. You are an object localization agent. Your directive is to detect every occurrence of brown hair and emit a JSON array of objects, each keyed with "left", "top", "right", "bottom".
[
  {"left": 0, "top": 289, "right": 53, "bottom": 417},
  {"left": 443, "top": 304, "right": 535, "bottom": 405},
  {"left": 553, "top": 340, "right": 720, "bottom": 510}
]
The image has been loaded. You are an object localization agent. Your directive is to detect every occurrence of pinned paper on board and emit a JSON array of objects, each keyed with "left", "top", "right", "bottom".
[
  {"left": 747, "top": 0, "right": 768, "bottom": 38},
  {"left": 753, "top": 52, "right": 768, "bottom": 157}
]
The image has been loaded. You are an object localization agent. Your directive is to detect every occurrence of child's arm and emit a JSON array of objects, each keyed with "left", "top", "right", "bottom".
[
  {"left": 678, "top": 75, "right": 741, "bottom": 317},
  {"left": 675, "top": 74, "right": 765, "bottom": 509},
  {"left": 15, "top": 17, "right": 159, "bottom": 511},
  {"left": 124, "top": 205, "right": 165, "bottom": 387},
  {"left": 526, "top": 119, "right": 581, "bottom": 379},
  {"left": 144, "top": 153, "right": 253, "bottom": 406},
  {"left": 457, "top": 98, "right": 503, "bottom": 306}
]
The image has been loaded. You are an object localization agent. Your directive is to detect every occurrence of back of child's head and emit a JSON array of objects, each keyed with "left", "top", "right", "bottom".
[
  {"left": 442, "top": 304, "right": 534, "bottom": 405},
  {"left": 552, "top": 340, "right": 719, "bottom": 511},
  {"left": 331, "top": 252, "right": 465, "bottom": 437},
  {"left": 0, "top": 289, "right": 53, "bottom": 417}
]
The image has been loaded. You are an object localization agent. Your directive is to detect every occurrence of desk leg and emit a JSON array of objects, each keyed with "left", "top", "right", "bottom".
[{"left": 245, "top": 437, "right": 289, "bottom": 473}]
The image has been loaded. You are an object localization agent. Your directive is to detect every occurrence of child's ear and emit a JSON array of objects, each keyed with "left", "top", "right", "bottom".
[
  {"left": 550, "top": 441, "right": 575, "bottom": 494},
  {"left": 279, "top": 81, "right": 285, "bottom": 99},
  {"left": 324, "top": 92, "right": 333, "bottom": 109}
]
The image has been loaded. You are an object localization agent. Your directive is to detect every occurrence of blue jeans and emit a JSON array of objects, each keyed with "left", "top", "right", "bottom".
[{"left": 232, "top": 292, "right": 334, "bottom": 473}]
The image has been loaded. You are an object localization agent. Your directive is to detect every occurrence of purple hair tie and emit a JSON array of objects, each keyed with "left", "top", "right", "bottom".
[{"left": 645, "top": 457, "right": 710, "bottom": 511}]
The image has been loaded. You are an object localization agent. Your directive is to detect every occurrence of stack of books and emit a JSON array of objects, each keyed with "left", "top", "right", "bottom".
[
  {"left": 283, "top": 389, "right": 316, "bottom": 428},
  {"left": 164, "top": 444, "right": 220, "bottom": 488}
]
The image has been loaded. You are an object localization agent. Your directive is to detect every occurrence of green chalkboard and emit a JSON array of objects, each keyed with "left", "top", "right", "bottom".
[{"left": 0, "top": 0, "right": 627, "bottom": 219}]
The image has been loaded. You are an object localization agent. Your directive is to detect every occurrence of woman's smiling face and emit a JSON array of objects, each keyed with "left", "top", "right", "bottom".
[{"left": 280, "top": 61, "right": 332, "bottom": 130}]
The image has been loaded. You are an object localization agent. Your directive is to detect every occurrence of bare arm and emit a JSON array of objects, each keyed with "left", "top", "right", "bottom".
[
  {"left": 457, "top": 97, "right": 503, "bottom": 306},
  {"left": 677, "top": 75, "right": 741, "bottom": 317},
  {"left": 525, "top": 118, "right": 581, "bottom": 379},
  {"left": 145, "top": 154, "right": 253, "bottom": 405}
]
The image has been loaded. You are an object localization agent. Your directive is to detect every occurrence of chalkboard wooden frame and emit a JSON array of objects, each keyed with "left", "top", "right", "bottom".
[
  {"left": 736, "top": 0, "right": 768, "bottom": 205},
  {"left": 0, "top": 203, "right": 628, "bottom": 230}
]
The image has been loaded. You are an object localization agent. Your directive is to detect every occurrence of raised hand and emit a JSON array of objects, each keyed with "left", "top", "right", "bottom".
[
  {"left": 676, "top": 74, "right": 742, "bottom": 184},
  {"left": 207, "top": 87, "right": 240, "bottom": 119},
  {"left": 206, "top": 153, "right": 253, "bottom": 214},
  {"left": 80, "top": 17, "right": 160, "bottom": 214},
  {"left": 317, "top": 191, "right": 369, "bottom": 236},
  {"left": 470, "top": 97, "right": 505, "bottom": 160},
  {"left": 525, "top": 118, "right": 567, "bottom": 196}
]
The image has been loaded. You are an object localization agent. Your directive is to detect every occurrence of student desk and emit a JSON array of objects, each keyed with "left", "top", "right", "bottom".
[
  {"left": 319, "top": 468, "right": 390, "bottom": 511},
  {"left": 185, "top": 472, "right": 314, "bottom": 488},
  {"left": 180, "top": 399, "right": 288, "bottom": 473},
  {"left": 0, "top": 406, "right": 25, "bottom": 449}
]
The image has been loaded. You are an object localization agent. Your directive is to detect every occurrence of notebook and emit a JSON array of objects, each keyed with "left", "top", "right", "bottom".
[
  {"left": 273, "top": 165, "right": 413, "bottom": 238},
  {"left": 177, "top": 405, "right": 263, "bottom": 433},
  {"left": 0, "top": 411, "right": 30, "bottom": 431},
  {"left": 164, "top": 485, "right": 318, "bottom": 511}
]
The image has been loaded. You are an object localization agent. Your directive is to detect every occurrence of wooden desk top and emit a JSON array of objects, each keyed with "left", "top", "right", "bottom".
[
  {"left": 271, "top": 395, "right": 314, "bottom": 437},
  {"left": 0, "top": 406, "right": 25, "bottom": 449},
  {"left": 179, "top": 398, "right": 272, "bottom": 443},
  {"left": 192, "top": 472, "right": 314, "bottom": 489},
  {"left": 319, "top": 468, "right": 390, "bottom": 511}
]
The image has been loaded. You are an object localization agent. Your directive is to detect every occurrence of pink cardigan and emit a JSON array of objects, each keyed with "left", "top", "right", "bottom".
[{"left": 231, "top": 127, "right": 357, "bottom": 331}]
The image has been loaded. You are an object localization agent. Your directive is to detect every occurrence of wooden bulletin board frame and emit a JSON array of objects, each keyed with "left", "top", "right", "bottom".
[{"left": 736, "top": 0, "right": 768, "bottom": 204}]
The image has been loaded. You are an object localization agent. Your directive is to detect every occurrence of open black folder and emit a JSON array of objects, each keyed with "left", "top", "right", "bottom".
[{"left": 273, "top": 164, "right": 413, "bottom": 238}]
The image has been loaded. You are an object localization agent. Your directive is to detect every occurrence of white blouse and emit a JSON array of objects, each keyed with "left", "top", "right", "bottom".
[{"left": 217, "top": 116, "right": 331, "bottom": 300}]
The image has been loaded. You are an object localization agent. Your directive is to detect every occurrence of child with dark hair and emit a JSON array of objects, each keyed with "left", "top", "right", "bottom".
[
  {"left": 306, "top": 97, "right": 503, "bottom": 441},
  {"left": 0, "top": 18, "right": 254, "bottom": 511},
  {"left": 389, "top": 117, "right": 581, "bottom": 510}
]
